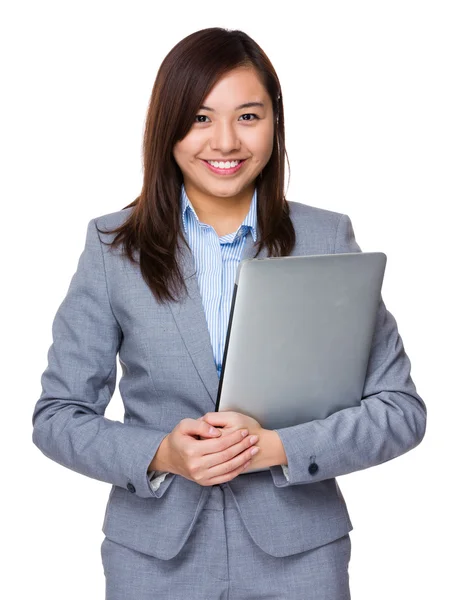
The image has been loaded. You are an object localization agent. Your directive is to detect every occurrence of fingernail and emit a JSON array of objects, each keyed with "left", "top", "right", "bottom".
[
  {"left": 249, "top": 435, "right": 258, "bottom": 444},
  {"left": 251, "top": 447, "right": 260, "bottom": 456},
  {"left": 241, "top": 430, "right": 248, "bottom": 437},
  {"left": 210, "top": 427, "right": 220, "bottom": 435}
]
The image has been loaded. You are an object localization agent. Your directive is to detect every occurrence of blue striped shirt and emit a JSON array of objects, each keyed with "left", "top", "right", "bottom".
[
  {"left": 148, "top": 186, "right": 289, "bottom": 488},
  {"left": 181, "top": 185, "right": 258, "bottom": 378}
]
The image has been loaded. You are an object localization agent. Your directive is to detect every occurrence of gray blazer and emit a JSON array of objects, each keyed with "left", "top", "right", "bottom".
[{"left": 32, "top": 201, "right": 426, "bottom": 560}]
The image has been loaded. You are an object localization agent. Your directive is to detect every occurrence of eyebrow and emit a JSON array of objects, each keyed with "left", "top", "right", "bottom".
[{"left": 199, "top": 102, "right": 265, "bottom": 112}]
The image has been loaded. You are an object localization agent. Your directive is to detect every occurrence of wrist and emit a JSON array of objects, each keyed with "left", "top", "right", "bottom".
[
  {"left": 148, "top": 434, "right": 172, "bottom": 474},
  {"left": 249, "top": 429, "right": 287, "bottom": 471}
]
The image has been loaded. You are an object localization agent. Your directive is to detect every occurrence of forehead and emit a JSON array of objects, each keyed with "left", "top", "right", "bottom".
[{"left": 202, "top": 67, "right": 271, "bottom": 110}]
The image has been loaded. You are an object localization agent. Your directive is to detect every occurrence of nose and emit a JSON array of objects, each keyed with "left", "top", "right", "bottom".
[{"left": 209, "top": 120, "right": 241, "bottom": 154}]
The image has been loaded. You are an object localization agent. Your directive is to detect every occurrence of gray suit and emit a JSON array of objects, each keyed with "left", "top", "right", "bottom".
[{"left": 32, "top": 201, "right": 426, "bottom": 566}]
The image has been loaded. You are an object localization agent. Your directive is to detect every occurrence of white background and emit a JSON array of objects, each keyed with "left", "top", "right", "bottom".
[{"left": 2, "top": 1, "right": 452, "bottom": 598}]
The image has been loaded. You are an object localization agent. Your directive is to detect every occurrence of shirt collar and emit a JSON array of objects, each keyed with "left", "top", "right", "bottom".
[{"left": 180, "top": 185, "right": 258, "bottom": 243}]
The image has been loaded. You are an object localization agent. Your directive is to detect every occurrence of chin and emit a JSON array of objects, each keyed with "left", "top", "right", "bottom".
[
  {"left": 210, "top": 188, "right": 242, "bottom": 198},
  {"left": 205, "top": 181, "right": 253, "bottom": 198}
]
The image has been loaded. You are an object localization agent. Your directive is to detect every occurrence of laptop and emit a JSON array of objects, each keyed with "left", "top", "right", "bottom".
[{"left": 215, "top": 252, "right": 386, "bottom": 473}]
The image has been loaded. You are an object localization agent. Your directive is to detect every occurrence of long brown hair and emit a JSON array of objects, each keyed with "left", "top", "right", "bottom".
[{"left": 98, "top": 27, "right": 295, "bottom": 303}]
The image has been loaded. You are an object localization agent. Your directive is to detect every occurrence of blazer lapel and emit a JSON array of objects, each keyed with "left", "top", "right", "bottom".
[
  {"left": 167, "top": 236, "right": 220, "bottom": 406},
  {"left": 242, "top": 229, "right": 265, "bottom": 261},
  {"left": 167, "top": 229, "right": 266, "bottom": 407}
]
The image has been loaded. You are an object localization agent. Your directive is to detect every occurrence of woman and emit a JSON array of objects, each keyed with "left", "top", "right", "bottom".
[{"left": 32, "top": 28, "right": 426, "bottom": 599}]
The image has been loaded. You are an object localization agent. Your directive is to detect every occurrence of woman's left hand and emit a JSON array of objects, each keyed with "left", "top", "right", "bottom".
[
  {"left": 197, "top": 411, "right": 263, "bottom": 439},
  {"left": 197, "top": 411, "right": 287, "bottom": 471}
]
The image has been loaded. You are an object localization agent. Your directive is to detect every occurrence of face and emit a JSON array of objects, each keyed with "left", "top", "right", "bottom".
[{"left": 173, "top": 66, "right": 275, "bottom": 206}]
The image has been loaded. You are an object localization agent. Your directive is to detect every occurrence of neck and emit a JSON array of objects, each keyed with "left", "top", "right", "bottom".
[{"left": 184, "top": 183, "right": 254, "bottom": 237}]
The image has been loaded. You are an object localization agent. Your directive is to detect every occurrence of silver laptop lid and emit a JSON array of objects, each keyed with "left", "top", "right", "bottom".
[{"left": 216, "top": 252, "right": 386, "bottom": 431}]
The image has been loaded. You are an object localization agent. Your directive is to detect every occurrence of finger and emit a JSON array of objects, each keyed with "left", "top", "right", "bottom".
[
  {"left": 197, "top": 428, "right": 249, "bottom": 454},
  {"left": 202, "top": 431, "right": 258, "bottom": 465},
  {"left": 206, "top": 445, "right": 258, "bottom": 482},
  {"left": 205, "top": 460, "right": 252, "bottom": 486},
  {"left": 180, "top": 418, "right": 222, "bottom": 438},
  {"left": 197, "top": 415, "right": 220, "bottom": 429},
  {"left": 198, "top": 411, "right": 235, "bottom": 427}
]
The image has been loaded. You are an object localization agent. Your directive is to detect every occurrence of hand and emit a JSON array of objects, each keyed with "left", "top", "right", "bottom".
[
  {"left": 162, "top": 417, "right": 260, "bottom": 486},
  {"left": 198, "top": 412, "right": 287, "bottom": 472},
  {"left": 198, "top": 411, "right": 263, "bottom": 439}
]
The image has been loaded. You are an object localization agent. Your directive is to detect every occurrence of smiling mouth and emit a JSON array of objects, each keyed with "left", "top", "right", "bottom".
[
  {"left": 202, "top": 159, "right": 246, "bottom": 168},
  {"left": 201, "top": 159, "right": 247, "bottom": 175}
]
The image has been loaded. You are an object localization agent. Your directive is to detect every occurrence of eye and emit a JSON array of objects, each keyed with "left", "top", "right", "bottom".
[
  {"left": 239, "top": 113, "right": 259, "bottom": 121},
  {"left": 195, "top": 114, "right": 210, "bottom": 123}
]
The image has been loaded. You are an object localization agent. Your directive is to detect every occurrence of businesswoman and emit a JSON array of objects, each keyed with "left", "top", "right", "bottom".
[{"left": 32, "top": 28, "right": 426, "bottom": 599}]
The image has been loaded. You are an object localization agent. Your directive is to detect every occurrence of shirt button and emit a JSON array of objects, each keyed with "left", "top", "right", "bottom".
[
  {"left": 127, "top": 482, "right": 136, "bottom": 493},
  {"left": 308, "top": 462, "right": 319, "bottom": 475}
]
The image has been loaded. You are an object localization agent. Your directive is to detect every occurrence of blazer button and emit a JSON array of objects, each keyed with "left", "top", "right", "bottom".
[
  {"left": 308, "top": 462, "right": 319, "bottom": 475},
  {"left": 127, "top": 482, "right": 136, "bottom": 493}
]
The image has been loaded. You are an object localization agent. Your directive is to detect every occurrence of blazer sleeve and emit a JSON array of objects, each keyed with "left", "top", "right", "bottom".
[
  {"left": 32, "top": 218, "right": 174, "bottom": 499},
  {"left": 269, "top": 214, "right": 427, "bottom": 487}
]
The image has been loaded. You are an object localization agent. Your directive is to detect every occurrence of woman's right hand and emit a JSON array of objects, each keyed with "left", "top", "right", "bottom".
[{"left": 158, "top": 418, "right": 260, "bottom": 486}]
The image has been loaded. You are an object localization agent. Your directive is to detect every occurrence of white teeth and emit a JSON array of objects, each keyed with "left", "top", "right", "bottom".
[{"left": 208, "top": 160, "right": 240, "bottom": 169}]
